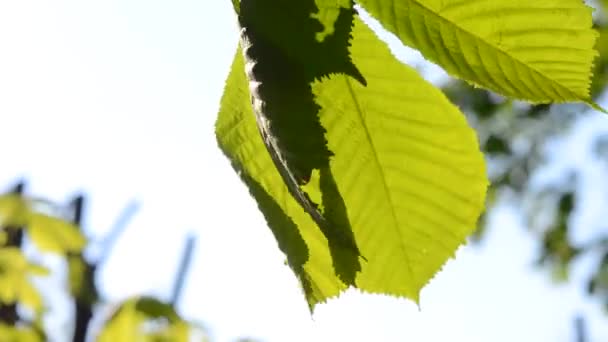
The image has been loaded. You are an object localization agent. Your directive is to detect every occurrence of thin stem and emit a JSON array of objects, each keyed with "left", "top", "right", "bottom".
[{"left": 170, "top": 235, "right": 197, "bottom": 306}]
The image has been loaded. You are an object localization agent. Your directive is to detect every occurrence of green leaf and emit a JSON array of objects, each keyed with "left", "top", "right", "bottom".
[
  {"left": 217, "top": 50, "right": 347, "bottom": 308},
  {"left": 97, "top": 299, "right": 144, "bottom": 342},
  {"left": 0, "top": 247, "right": 45, "bottom": 314},
  {"left": 238, "top": 0, "right": 365, "bottom": 262},
  {"left": 0, "top": 195, "right": 29, "bottom": 227},
  {"left": 0, "top": 324, "right": 43, "bottom": 342},
  {"left": 216, "top": 17, "right": 487, "bottom": 308},
  {"left": 0, "top": 193, "right": 87, "bottom": 255},
  {"left": 356, "top": 0, "right": 601, "bottom": 107},
  {"left": 238, "top": 0, "right": 364, "bottom": 185},
  {"left": 19, "top": 281, "right": 44, "bottom": 313},
  {"left": 27, "top": 213, "right": 86, "bottom": 254},
  {"left": 98, "top": 297, "right": 190, "bottom": 342},
  {"left": 0, "top": 248, "right": 28, "bottom": 303}
]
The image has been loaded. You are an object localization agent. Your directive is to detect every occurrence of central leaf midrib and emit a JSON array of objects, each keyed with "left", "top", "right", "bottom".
[
  {"left": 343, "top": 77, "right": 415, "bottom": 283},
  {"left": 405, "top": 0, "right": 586, "bottom": 101}
]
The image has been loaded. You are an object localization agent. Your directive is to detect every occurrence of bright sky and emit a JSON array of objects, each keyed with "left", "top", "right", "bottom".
[{"left": 1, "top": 1, "right": 608, "bottom": 341}]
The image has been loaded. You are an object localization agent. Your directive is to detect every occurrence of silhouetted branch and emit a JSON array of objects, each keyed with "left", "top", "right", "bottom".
[{"left": 70, "top": 195, "right": 97, "bottom": 342}]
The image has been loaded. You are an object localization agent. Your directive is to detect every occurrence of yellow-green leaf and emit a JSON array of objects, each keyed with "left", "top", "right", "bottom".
[
  {"left": 18, "top": 281, "right": 44, "bottom": 313},
  {"left": 0, "top": 248, "right": 28, "bottom": 303},
  {"left": 216, "top": 17, "right": 487, "bottom": 308},
  {"left": 27, "top": 263, "right": 50, "bottom": 277},
  {"left": 98, "top": 297, "right": 190, "bottom": 342},
  {"left": 0, "top": 248, "right": 44, "bottom": 314},
  {"left": 97, "top": 300, "right": 144, "bottom": 342},
  {"left": 217, "top": 49, "right": 346, "bottom": 308},
  {"left": 356, "top": 0, "right": 601, "bottom": 106},
  {"left": 0, "top": 324, "right": 43, "bottom": 342},
  {"left": 0, "top": 195, "right": 29, "bottom": 227},
  {"left": 27, "top": 214, "right": 86, "bottom": 254}
]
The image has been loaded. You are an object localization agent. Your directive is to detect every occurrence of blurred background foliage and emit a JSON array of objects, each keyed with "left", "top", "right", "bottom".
[
  {"left": 2, "top": 1, "right": 608, "bottom": 341},
  {"left": 441, "top": 0, "right": 608, "bottom": 313},
  {"left": 0, "top": 183, "right": 253, "bottom": 341}
]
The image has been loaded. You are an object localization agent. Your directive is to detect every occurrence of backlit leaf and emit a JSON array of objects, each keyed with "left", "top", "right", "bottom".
[
  {"left": 238, "top": 0, "right": 365, "bottom": 264},
  {"left": 217, "top": 50, "right": 346, "bottom": 308},
  {"left": 98, "top": 297, "right": 190, "bottom": 342},
  {"left": 0, "top": 248, "right": 28, "bottom": 303},
  {"left": 356, "top": 0, "right": 601, "bottom": 107},
  {"left": 19, "top": 281, "right": 44, "bottom": 313},
  {"left": 0, "top": 247, "right": 45, "bottom": 314},
  {"left": 0, "top": 324, "right": 43, "bottom": 342},
  {"left": 27, "top": 214, "right": 86, "bottom": 254},
  {"left": 0, "top": 195, "right": 29, "bottom": 227}
]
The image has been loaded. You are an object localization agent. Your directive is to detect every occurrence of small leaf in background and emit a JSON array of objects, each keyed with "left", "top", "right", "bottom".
[
  {"left": 484, "top": 135, "right": 511, "bottom": 155},
  {"left": 0, "top": 324, "right": 43, "bottom": 342},
  {"left": 0, "top": 247, "right": 29, "bottom": 303},
  {"left": 0, "top": 194, "right": 29, "bottom": 227},
  {"left": 19, "top": 281, "right": 44, "bottom": 314},
  {"left": 97, "top": 299, "right": 144, "bottom": 342},
  {"left": 27, "top": 213, "right": 86, "bottom": 254},
  {"left": 235, "top": 0, "right": 369, "bottom": 290},
  {"left": 538, "top": 192, "right": 579, "bottom": 282},
  {"left": 0, "top": 248, "right": 45, "bottom": 316},
  {"left": 134, "top": 297, "right": 180, "bottom": 319},
  {"left": 97, "top": 297, "right": 190, "bottom": 342},
  {"left": 27, "top": 263, "right": 50, "bottom": 277}
]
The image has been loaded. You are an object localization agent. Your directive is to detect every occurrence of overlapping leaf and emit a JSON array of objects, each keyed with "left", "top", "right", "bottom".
[
  {"left": 238, "top": 0, "right": 365, "bottom": 268},
  {"left": 217, "top": 50, "right": 346, "bottom": 308},
  {"left": 238, "top": 0, "right": 364, "bottom": 186},
  {"left": 356, "top": 0, "right": 601, "bottom": 106},
  {"left": 0, "top": 324, "right": 43, "bottom": 342},
  {"left": 216, "top": 16, "right": 487, "bottom": 308}
]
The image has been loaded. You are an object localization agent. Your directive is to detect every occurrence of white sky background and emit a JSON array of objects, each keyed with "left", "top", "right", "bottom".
[{"left": 1, "top": 1, "right": 608, "bottom": 341}]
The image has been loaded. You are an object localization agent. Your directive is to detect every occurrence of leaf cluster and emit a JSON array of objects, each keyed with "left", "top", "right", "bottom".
[
  {"left": 0, "top": 188, "right": 204, "bottom": 341},
  {"left": 216, "top": 0, "right": 605, "bottom": 310}
]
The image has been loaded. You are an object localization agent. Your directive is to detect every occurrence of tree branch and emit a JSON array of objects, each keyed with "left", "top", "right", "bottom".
[{"left": 70, "top": 195, "right": 97, "bottom": 342}]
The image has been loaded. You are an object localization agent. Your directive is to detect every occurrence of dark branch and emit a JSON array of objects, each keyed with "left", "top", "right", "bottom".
[{"left": 70, "top": 195, "right": 97, "bottom": 342}]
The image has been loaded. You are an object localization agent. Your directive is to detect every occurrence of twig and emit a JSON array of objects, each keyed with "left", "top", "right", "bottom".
[
  {"left": 96, "top": 201, "right": 139, "bottom": 264},
  {"left": 575, "top": 315, "right": 587, "bottom": 342},
  {"left": 170, "top": 235, "right": 197, "bottom": 306}
]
